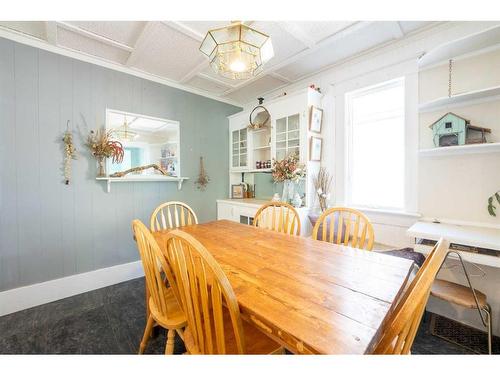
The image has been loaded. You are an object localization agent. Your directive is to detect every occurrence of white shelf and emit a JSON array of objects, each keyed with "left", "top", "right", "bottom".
[
  {"left": 419, "top": 142, "right": 500, "bottom": 157},
  {"left": 419, "top": 85, "right": 500, "bottom": 112},
  {"left": 246, "top": 168, "right": 272, "bottom": 173},
  {"left": 253, "top": 145, "right": 271, "bottom": 150},
  {"left": 419, "top": 25, "right": 500, "bottom": 68},
  {"left": 96, "top": 176, "right": 189, "bottom": 193}
]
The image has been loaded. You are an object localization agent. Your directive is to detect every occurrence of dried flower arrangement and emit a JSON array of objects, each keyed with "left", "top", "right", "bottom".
[
  {"left": 271, "top": 153, "right": 306, "bottom": 183},
  {"left": 86, "top": 129, "right": 124, "bottom": 177},
  {"left": 62, "top": 120, "right": 77, "bottom": 185},
  {"left": 313, "top": 167, "right": 333, "bottom": 212},
  {"left": 195, "top": 156, "right": 210, "bottom": 191}
]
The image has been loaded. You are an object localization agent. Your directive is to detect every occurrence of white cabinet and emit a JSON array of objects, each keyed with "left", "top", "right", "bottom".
[
  {"left": 216, "top": 201, "right": 236, "bottom": 221},
  {"left": 216, "top": 199, "right": 313, "bottom": 236},
  {"left": 231, "top": 128, "right": 248, "bottom": 171},
  {"left": 275, "top": 113, "right": 301, "bottom": 161}
]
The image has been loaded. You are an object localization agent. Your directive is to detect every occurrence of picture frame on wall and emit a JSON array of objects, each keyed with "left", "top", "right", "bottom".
[
  {"left": 231, "top": 184, "right": 244, "bottom": 199},
  {"left": 309, "top": 105, "right": 323, "bottom": 133},
  {"left": 309, "top": 136, "right": 323, "bottom": 161}
]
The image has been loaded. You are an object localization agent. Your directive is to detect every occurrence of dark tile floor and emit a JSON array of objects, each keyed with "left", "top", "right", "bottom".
[{"left": 0, "top": 277, "right": 492, "bottom": 354}]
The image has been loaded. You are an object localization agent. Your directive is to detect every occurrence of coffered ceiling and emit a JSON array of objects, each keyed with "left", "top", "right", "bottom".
[{"left": 0, "top": 21, "right": 435, "bottom": 105}]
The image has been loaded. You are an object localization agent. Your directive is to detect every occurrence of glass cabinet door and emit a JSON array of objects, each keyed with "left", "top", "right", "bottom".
[
  {"left": 232, "top": 128, "right": 248, "bottom": 168},
  {"left": 275, "top": 114, "right": 300, "bottom": 161}
]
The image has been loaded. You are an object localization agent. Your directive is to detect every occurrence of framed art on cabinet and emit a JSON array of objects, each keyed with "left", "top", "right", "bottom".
[
  {"left": 309, "top": 136, "right": 323, "bottom": 161},
  {"left": 309, "top": 105, "right": 323, "bottom": 133},
  {"left": 231, "top": 184, "right": 244, "bottom": 199}
]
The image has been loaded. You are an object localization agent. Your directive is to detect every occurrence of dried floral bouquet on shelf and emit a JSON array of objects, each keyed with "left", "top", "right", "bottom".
[{"left": 86, "top": 129, "right": 124, "bottom": 177}]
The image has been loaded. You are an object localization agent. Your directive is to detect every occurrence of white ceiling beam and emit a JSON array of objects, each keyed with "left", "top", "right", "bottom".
[
  {"left": 45, "top": 21, "right": 57, "bottom": 45},
  {"left": 276, "top": 22, "right": 316, "bottom": 49},
  {"left": 125, "top": 21, "right": 156, "bottom": 67},
  {"left": 56, "top": 21, "right": 134, "bottom": 52},
  {"left": 223, "top": 21, "right": 374, "bottom": 95},
  {"left": 269, "top": 72, "right": 292, "bottom": 83},
  {"left": 196, "top": 72, "right": 237, "bottom": 88},
  {"left": 389, "top": 21, "right": 406, "bottom": 39}
]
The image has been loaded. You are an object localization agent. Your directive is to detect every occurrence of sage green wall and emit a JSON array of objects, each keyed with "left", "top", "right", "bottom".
[{"left": 0, "top": 38, "right": 241, "bottom": 292}]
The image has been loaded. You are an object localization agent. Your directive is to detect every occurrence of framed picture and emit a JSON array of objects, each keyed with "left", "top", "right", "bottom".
[
  {"left": 309, "top": 106, "right": 323, "bottom": 133},
  {"left": 231, "top": 184, "right": 244, "bottom": 199},
  {"left": 309, "top": 136, "right": 323, "bottom": 161}
]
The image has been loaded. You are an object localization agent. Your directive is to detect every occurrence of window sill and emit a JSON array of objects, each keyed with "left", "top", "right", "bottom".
[{"left": 350, "top": 206, "right": 421, "bottom": 227}]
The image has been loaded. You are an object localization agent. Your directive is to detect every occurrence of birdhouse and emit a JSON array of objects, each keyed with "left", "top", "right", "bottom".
[{"left": 429, "top": 112, "right": 491, "bottom": 147}]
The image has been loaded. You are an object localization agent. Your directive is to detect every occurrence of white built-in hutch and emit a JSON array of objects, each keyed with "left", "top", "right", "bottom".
[{"left": 217, "top": 88, "right": 323, "bottom": 236}]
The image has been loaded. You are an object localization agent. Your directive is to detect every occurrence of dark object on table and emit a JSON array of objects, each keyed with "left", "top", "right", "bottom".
[{"left": 383, "top": 247, "right": 426, "bottom": 267}]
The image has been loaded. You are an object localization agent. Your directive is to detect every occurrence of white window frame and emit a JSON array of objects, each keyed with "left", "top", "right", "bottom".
[
  {"left": 345, "top": 77, "right": 406, "bottom": 211},
  {"left": 332, "top": 62, "right": 419, "bottom": 218}
]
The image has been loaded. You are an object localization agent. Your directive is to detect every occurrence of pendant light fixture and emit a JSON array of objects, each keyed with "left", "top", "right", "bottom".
[
  {"left": 113, "top": 115, "right": 138, "bottom": 141},
  {"left": 199, "top": 21, "right": 274, "bottom": 80}
]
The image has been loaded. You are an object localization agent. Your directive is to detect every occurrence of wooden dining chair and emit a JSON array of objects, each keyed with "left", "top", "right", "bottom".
[
  {"left": 253, "top": 201, "right": 301, "bottom": 236},
  {"left": 132, "top": 220, "right": 187, "bottom": 354},
  {"left": 163, "top": 229, "right": 284, "bottom": 354},
  {"left": 150, "top": 201, "right": 198, "bottom": 232},
  {"left": 372, "top": 238, "right": 450, "bottom": 354},
  {"left": 312, "top": 207, "right": 375, "bottom": 250}
]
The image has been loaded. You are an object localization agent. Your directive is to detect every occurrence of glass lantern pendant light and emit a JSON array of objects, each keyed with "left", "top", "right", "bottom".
[
  {"left": 199, "top": 21, "right": 274, "bottom": 80},
  {"left": 113, "top": 115, "right": 138, "bottom": 141}
]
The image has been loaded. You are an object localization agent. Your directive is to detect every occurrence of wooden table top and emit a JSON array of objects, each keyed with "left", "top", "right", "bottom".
[{"left": 153, "top": 220, "right": 414, "bottom": 354}]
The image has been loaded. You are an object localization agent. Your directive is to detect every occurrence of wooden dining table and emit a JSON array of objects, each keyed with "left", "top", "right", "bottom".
[{"left": 152, "top": 220, "right": 414, "bottom": 354}]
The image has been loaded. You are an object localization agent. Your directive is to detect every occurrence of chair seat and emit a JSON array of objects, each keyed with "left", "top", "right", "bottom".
[
  {"left": 149, "top": 287, "right": 187, "bottom": 329},
  {"left": 431, "top": 279, "right": 487, "bottom": 309},
  {"left": 184, "top": 308, "right": 282, "bottom": 354}
]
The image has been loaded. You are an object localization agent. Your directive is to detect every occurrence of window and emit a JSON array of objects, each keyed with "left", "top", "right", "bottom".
[{"left": 345, "top": 78, "right": 405, "bottom": 210}]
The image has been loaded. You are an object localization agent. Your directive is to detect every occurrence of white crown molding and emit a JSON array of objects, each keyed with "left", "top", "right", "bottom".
[
  {"left": 0, "top": 26, "right": 242, "bottom": 107},
  {"left": 0, "top": 261, "right": 144, "bottom": 316}
]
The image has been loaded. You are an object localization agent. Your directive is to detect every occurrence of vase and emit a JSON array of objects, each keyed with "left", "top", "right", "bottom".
[
  {"left": 96, "top": 156, "right": 106, "bottom": 177},
  {"left": 281, "top": 180, "right": 296, "bottom": 203}
]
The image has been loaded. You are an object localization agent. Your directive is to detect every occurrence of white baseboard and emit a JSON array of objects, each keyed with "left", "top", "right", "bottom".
[{"left": 0, "top": 261, "right": 144, "bottom": 317}]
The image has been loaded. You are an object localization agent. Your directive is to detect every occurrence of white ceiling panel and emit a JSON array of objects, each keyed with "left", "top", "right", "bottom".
[
  {"left": 290, "top": 21, "right": 357, "bottom": 43},
  {"left": 66, "top": 21, "right": 146, "bottom": 46},
  {"left": 275, "top": 22, "right": 398, "bottom": 81},
  {"left": 224, "top": 75, "right": 288, "bottom": 104},
  {"left": 174, "top": 21, "right": 228, "bottom": 39},
  {"left": 185, "top": 75, "right": 230, "bottom": 94},
  {"left": 129, "top": 22, "right": 206, "bottom": 81},
  {"left": 0, "top": 20, "right": 435, "bottom": 105},
  {"left": 57, "top": 26, "right": 130, "bottom": 64},
  {"left": 0, "top": 21, "right": 47, "bottom": 40},
  {"left": 251, "top": 21, "right": 308, "bottom": 68}
]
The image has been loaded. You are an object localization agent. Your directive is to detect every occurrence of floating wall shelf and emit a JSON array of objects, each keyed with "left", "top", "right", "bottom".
[
  {"left": 419, "top": 142, "right": 500, "bottom": 157},
  {"left": 419, "top": 25, "right": 500, "bottom": 68},
  {"left": 96, "top": 176, "right": 189, "bottom": 193},
  {"left": 419, "top": 85, "right": 500, "bottom": 113}
]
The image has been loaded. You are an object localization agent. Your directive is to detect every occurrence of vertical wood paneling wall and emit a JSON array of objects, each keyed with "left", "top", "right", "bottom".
[{"left": 0, "top": 38, "right": 240, "bottom": 292}]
